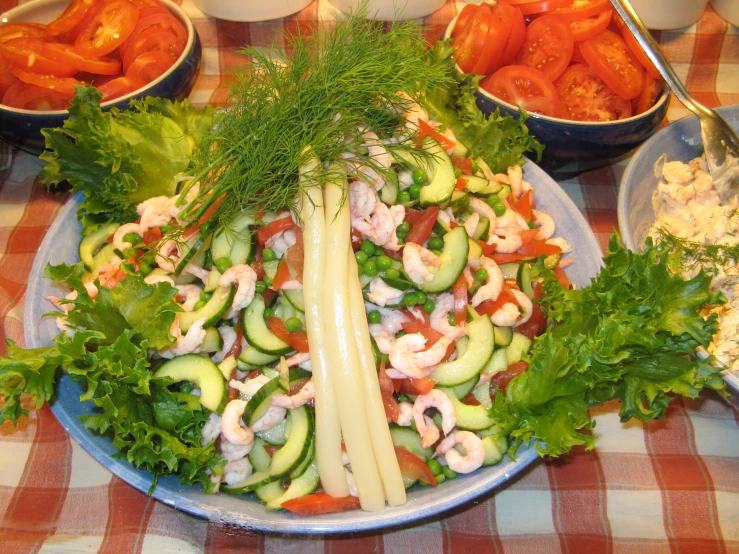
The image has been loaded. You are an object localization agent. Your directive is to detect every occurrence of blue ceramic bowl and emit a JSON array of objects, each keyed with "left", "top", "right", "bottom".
[
  {"left": 443, "top": 17, "right": 669, "bottom": 178},
  {"left": 0, "top": 0, "right": 201, "bottom": 156}
]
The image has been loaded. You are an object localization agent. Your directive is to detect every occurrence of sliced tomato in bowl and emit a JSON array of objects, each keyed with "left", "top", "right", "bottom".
[
  {"left": 472, "top": 2, "right": 517, "bottom": 75},
  {"left": 553, "top": 0, "right": 611, "bottom": 22},
  {"left": 2, "top": 80, "right": 71, "bottom": 110},
  {"left": 0, "top": 23, "right": 47, "bottom": 43},
  {"left": 11, "top": 68, "right": 83, "bottom": 96},
  {"left": 45, "top": 0, "right": 98, "bottom": 38},
  {"left": 119, "top": 7, "right": 186, "bottom": 57},
  {"left": 453, "top": 3, "right": 493, "bottom": 73},
  {"left": 452, "top": 4, "right": 479, "bottom": 39},
  {"left": 579, "top": 29, "right": 645, "bottom": 100},
  {"left": 126, "top": 50, "right": 175, "bottom": 82},
  {"left": 633, "top": 73, "right": 663, "bottom": 115},
  {"left": 515, "top": 14, "right": 573, "bottom": 81},
  {"left": 554, "top": 63, "right": 632, "bottom": 121},
  {"left": 500, "top": 5, "right": 526, "bottom": 66},
  {"left": 122, "top": 28, "right": 183, "bottom": 72},
  {"left": 43, "top": 43, "right": 121, "bottom": 75},
  {"left": 75, "top": 0, "right": 140, "bottom": 58},
  {"left": 620, "top": 27, "right": 662, "bottom": 80},
  {"left": 481, "top": 65, "right": 562, "bottom": 118},
  {"left": 96, "top": 74, "right": 146, "bottom": 101},
  {"left": 570, "top": 8, "right": 612, "bottom": 42},
  {"left": 507, "top": 0, "right": 570, "bottom": 15},
  {"left": 0, "top": 38, "right": 79, "bottom": 77}
]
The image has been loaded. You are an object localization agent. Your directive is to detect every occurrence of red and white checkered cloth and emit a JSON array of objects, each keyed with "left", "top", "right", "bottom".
[{"left": 1, "top": 1, "right": 738, "bottom": 552}]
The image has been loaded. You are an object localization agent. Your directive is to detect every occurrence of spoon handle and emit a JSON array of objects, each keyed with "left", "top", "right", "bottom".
[{"left": 610, "top": 0, "right": 712, "bottom": 118}]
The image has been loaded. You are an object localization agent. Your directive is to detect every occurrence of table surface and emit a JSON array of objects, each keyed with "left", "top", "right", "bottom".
[{"left": 1, "top": 1, "right": 739, "bottom": 552}]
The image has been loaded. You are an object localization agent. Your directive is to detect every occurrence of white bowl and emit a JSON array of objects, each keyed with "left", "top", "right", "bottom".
[
  {"left": 710, "top": 0, "right": 739, "bottom": 27},
  {"left": 628, "top": 0, "right": 708, "bottom": 30},
  {"left": 192, "top": 0, "right": 312, "bottom": 22}
]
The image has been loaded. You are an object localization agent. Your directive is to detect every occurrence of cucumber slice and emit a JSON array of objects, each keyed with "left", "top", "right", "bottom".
[
  {"left": 174, "top": 233, "right": 212, "bottom": 276},
  {"left": 447, "top": 190, "right": 469, "bottom": 213},
  {"left": 258, "top": 418, "right": 287, "bottom": 446},
  {"left": 506, "top": 332, "right": 532, "bottom": 365},
  {"left": 242, "top": 295, "right": 292, "bottom": 355},
  {"left": 498, "top": 262, "right": 520, "bottom": 281},
  {"left": 203, "top": 269, "right": 221, "bottom": 293},
  {"left": 517, "top": 263, "right": 535, "bottom": 299},
  {"left": 472, "top": 381, "right": 493, "bottom": 409},
  {"left": 468, "top": 238, "right": 483, "bottom": 259},
  {"left": 497, "top": 184, "right": 512, "bottom": 200},
  {"left": 239, "top": 346, "right": 279, "bottom": 367},
  {"left": 217, "top": 355, "right": 237, "bottom": 380},
  {"left": 419, "top": 137, "right": 456, "bottom": 207},
  {"left": 494, "top": 325, "right": 513, "bottom": 346},
  {"left": 429, "top": 315, "right": 494, "bottom": 386},
  {"left": 266, "top": 461, "right": 319, "bottom": 511},
  {"left": 153, "top": 354, "right": 227, "bottom": 413},
  {"left": 379, "top": 173, "right": 399, "bottom": 205},
  {"left": 92, "top": 243, "right": 117, "bottom": 271},
  {"left": 255, "top": 480, "right": 285, "bottom": 503},
  {"left": 380, "top": 275, "right": 414, "bottom": 291},
  {"left": 452, "top": 375, "right": 478, "bottom": 399},
  {"left": 79, "top": 223, "right": 120, "bottom": 271},
  {"left": 242, "top": 377, "right": 282, "bottom": 426},
  {"left": 439, "top": 387, "right": 496, "bottom": 431},
  {"left": 222, "top": 471, "right": 277, "bottom": 495},
  {"left": 460, "top": 174, "right": 490, "bottom": 194},
  {"left": 211, "top": 212, "right": 255, "bottom": 266},
  {"left": 178, "top": 285, "right": 235, "bottom": 333},
  {"left": 269, "top": 405, "right": 313, "bottom": 477},
  {"left": 199, "top": 326, "right": 224, "bottom": 353},
  {"left": 473, "top": 216, "right": 490, "bottom": 241},
  {"left": 289, "top": 436, "right": 314, "bottom": 479},
  {"left": 248, "top": 437, "right": 273, "bottom": 472},
  {"left": 283, "top": 289, "right": 305, "bottom": 312},
  {"left": 484, "top": 348, "right": 509, "bottom": 375},
  {"left": 481, "top": 435, "right": 507, "bottom": 466},
  {"left": 389, "top": 425, "right": 433, "bottom": 461},
  {"left": 262, "top": 260, "right": 280, "bottom": 281},
  {"left": 417, "top": 226, "right": 469, "bottom": 294}
]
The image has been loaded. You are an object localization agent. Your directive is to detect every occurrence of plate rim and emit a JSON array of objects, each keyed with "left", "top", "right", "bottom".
[{"left": 24, "top": 158, "right": 603, "bottom": 533}]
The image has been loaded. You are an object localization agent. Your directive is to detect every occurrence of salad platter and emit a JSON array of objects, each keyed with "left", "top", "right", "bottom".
[{"left": 24, "top": 157, "right": 603, "bottom": 533}]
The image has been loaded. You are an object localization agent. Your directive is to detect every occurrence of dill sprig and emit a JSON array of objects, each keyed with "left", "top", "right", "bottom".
[
  {"left": 653, "top": 227, "right": 739, "bottom": 273},
  {"left": 182, "top": 6, "right": 454, "bottom": 225}
]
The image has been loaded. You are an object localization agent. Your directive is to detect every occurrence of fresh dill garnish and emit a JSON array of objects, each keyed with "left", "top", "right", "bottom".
[
  {"left": 183, "top": 6, "right": 454, "bottom": 225},
  {"left": 652, "top": 227, "right": 739, "bottom": 274}
]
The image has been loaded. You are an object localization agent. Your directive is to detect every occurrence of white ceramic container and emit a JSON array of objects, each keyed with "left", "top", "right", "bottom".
[
  {"left": 192, "top": 0, "right": 313, "bottom": 22},
  {"left": 710, "top": 0, "right": 739, "bottom": 27},
  {"left": 330, "top": 0, "right": 446, "bottom": 20},
  {"left": 628, "top": 0, "right": 709, "bottom": 30}
]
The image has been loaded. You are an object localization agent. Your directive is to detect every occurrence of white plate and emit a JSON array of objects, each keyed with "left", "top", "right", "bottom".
[{"left": 24, "top": 159, "right": 603, "bottom": 533}]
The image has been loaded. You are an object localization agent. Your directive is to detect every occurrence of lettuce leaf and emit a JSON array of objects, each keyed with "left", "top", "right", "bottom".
[
  {"left": 39, "top": 87, "right": 214, "bottom": 234},
  {"left": 493, "top": 235, "right": 728, "bottom": 457},
  {"left": 419, "top": 40, "right": 543, "bottom": 173}
]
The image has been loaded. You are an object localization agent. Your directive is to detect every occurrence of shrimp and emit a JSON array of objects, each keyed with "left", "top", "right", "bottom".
[
  {"left": 362, "top": 129, "right": 393, "bottom": 169},
  {"left": 463, "top": 212, "right": 480, "bottom": 239},
  {"left": 662, "top": 160, "right": 695, "bottom": 184},
  {"left": 229, "top": 374, "right": 271, "bottom": 398},
  {"left": 403, "top": 243, "right": 441, "bottom": 286},
  {"left": 546, "top": 237, "right": 572, "bottom": 254},
  {"left": 413, "top": 389, "right": 456, "bottom": 448},
  {"left": 487, "top": 229, "right": 523, "bottom": 254},
  {"left": 250, "top": 405, "right": 287, "bottom": 432},
  {"left": 211, "top": 325, "right": 237, "bottom": 363},
  {"left": 265, "top": 228, "right": 297, "bottom": 258},
  {"left": 137, "top": 196, "right": 172, "bottom": 233},
  {"left": 176, "top": 284, "right": 202, "bottom": 312},
  {"left": 495, "top": 208, "right": 529, "bottom": 231},
  {"left": 389, "top": 333, "right": 454, "bottom": 379},
  {"left": 271, "top": 379, "right": 315, "bottom": 409},
  {"left": 219, "top": 264, "right": 257, "bottom": 311},
  {"left": 383, "top": 204, "right": 406, "bottom": 252},
  {"left": 349, "top": 180, "right": 403, "bottom": 248},
  {"left": 366, "top": 277, "right": 404, "bottom": 307},
  {"left": 159, "top": 316, "right": 207, "bottom": 359},
  {"left": 200, "top": 412, "right": 222, "bottom": 446},
  {"left": 490, "top": 289, "right": 533, "bottom": 328},
  {"left": 183, "top": 263, "right": 210, "bottom": 282},
  {"left": 220, "top": 399, "right": 255, "bottom": 447},
  {"left": 145, "top": 273, "right": 175, "bottom": 287},
  {"left": 286, "top": 352, "right": 311, "bottom": 368},
  {"left": 470, "top": 257, "right": 504, "bottom": 307},
  {"left": 396, "top": 401, "right": 414, "bottom": 426},
  {"left": 468, "top": 196, "right": 498, "bottom": 228},
  {"left": 430, "top": 293, "right": 467, "bottom": 340},
  {"left": 369, "top": 324, "right": 395, "bottom": 355},
  {"left": 532, "top": 210, "right": 555, "bottom": 240},
  {"left": 506, "top": 165, "right": 532, "bottom": 198},
  {"left": 154, "top": 240, "right": 181, "bottom": 273},
  {"left": 434, "top": 431, "right": 485, "bottom": 474},
  {"left": 112, "top": 223, "right": 141, "bottom": 251},
  {"left": 220, "top": 439, "right": 252, "bottom": 461},
  {"left": 223, "top": 457, "right": 253, "bottom": 486}
]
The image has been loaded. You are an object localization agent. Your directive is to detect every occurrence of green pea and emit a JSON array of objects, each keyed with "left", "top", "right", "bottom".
[
  {"left": 376, "top": 255, "right": 392, "bottom": 271},
  {"left": 180, "top": 382, "right": 194, "bottom": 394},
  {"left": 396, "top": 229, "right": 408, "bottom": 239},
  {"left": 448, "top": 312, "right": 457, "bottom": 326},
  {"left": 486, "top": 194, "right": 500, "bottom": 208},
  {"left": 426, "top": 458, "right": 442, "bottom": 475},
  {"left": 415, "top": 291, "right": 427, "bottom": 305},
  {"left": 493, "top": 202, "right": 507, "bottom": 217},
  {"left": 397, "top": 221, "right": 411, "bottom": 234},
  {"left": 215, "top": 257, "right": 232, "bottom": 273},
  {"left": 471, "top": 160, "right": 479, "bottom": 174},
  {"left": 262, "top": 247, "right": 276, "bottom": 262},
  {"left": 423, "top": 299, "right": 436, "bottom": 314},
  {"left": 355, "top": 250, "right": 369, "bottom": 265},
  {"left": 398, "top": 191, "right": 411, "bottom": 204},
  {"left": 528, "top": 220, "right": 537, "bottom": 229},
  {"left": 122, "top": 247, "right": 136, "bottom": 259},
  {"left": 475, "top": 268, "right": 489, "bottom": 282},
  {"left": 263, "top": 307, "right": 275, "bottom": 318},
  {"left": 409, "top": 183, "right": 422, "bottom": 199},
  {"left": 435, "top": 473, "right": 446, "bottom": 485},
  {"left": 368, "top": 310, "right": 381, "bottom": 324},
  {"left": 412, "top": 168, "right": 427, "bottom": 184},
  {"left": 123, "top": 232, "right": 142, "bottom": 245},
  {"left": 442, "top": 466, "right": 457, "bottom": 479},
  {"left": 285, "top": 317, "right": 303, "bottom": 333},
  {"left": 361, "top": 240, "right": 376, "bottom": 256},
  {"left": 453, "top": 166, "right": 462, "bottom": 178},
  {"left": 139, "top": 262, "right": 153, "bottom": 277},
  {"left": 397, "top": 330, "right": 407, "bottom": 338},
  {"left": 385, "top": 268, "right": 400, "bottom": 280},
  {"left": 428, "top": 236, "right": 444, "bottom": 250},
  {"left": 409, "top": 418, "right": 416, "bottom": 431},
  {"left": 255, "top": 281, "right": 267, "bottom": 294},
  {"left": 192, "top": 300, "right": 207, "bottom": 311},
  {"left": 363, "top": 260, "right": 378, "bottom": 277},
  {"left": 200, "top": 291, "right": 213, "bottom": 302},
  {"left": 403, "top": 292, "right": 417, "bottom": 307},
  {"left": 262, "top": 274, "right": 273, "bottom": 287}
]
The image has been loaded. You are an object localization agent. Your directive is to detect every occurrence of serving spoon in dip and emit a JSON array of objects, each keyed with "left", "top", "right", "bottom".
[{"left": 612, "top": 0, "right": 739, "bottom": 203}]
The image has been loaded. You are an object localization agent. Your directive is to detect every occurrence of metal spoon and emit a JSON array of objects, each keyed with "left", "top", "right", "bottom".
[{"left": 612, "top": 0, "right": 739, "bottom": 203}]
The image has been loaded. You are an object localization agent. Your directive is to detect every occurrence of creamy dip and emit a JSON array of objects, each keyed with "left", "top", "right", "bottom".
[{"left": 648, "top": 155, "right": 739, "bottom": 372}]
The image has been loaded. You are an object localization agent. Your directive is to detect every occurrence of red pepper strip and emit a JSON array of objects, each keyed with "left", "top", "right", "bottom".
[
  {"left": 455, "top": 177, "right": 469, "bottom": 192},
  {"left": 405, "top": 205, "right": 440, "bottom": 246},
  {"left": 142, "top": 226, "right": 162, "bottom": 245},
  {"left": 257, "top": 216, "right": 294, "bottom": 245},
  {"left": 271, "top": 258, "right": 291, "bottom": 291},
  {"left": 281, "top": 493, "right": 362, "bottom": 516},
  {"left": 517, "top": 228, "right": 540, "bottom": 246},
  {"left": 451, "top": 155, "right": 473, "bottom": 175},
  {"left": 452, "top": 274, "right": 468, "bottom": 326},
  {"left": 476, "top": 284, "right": 519, "bottom": 318},
  {"left": 262, "top": 288, "right": 277, "bottom": 306},
  {"left": 404, "top": 207, "right": 426, "bottom": 225},
  {"left": 402, "top": 306, "right": 429, "bottom": 326},
  {"left": 461, "top": 393, "right": 481, "bottom": 406},
  {"left": 266, "top": 317, "right": 309, "bottom": 353},
  {"left": 252, "top": 260, "right": 266, "bottom": 281},
  {"left": 228, "top": 316, "right": 244, "bottom": 359},
  {"left": 381, "top": 247, "right": 403, "bottom": 261},
  {"left": 378, "top": 360, "right": 400, "bottom": 422},
  {"left": 401, "top": 320, "right": 455, "bottom": 362},
  {"left": 399, "top": 377, "right": 436, "bottom": 395},
  {"left": 554, "top": 267, "right": 571, "bottom": 288},
  {"left": 395, "top": 446, "right": 437, "bottom": 487},
  {"left": 490, "top": 361, "right": 529, "bottom": 394},
  {"left": 478, "top": 239, "right": 496, "bottom": 257},
  {"left": 515, "top": 189, "right": 535, "bottom": 220},
  {"left": 490, "top": 240, "right": 562, "bottom": 264},
  {"left": 391, "top": 377, "right": 403, "bottom": 393},
  {"left": 183, "top": 196, "right": 224, "bottom": 239},
  {"left": 417, "top": 119, "right": 455, "bottom": 151},
  {"left": 286, "top": 228, "right": 304, "bottom": 283},
  {"left": 515, "top": 282, "right": 547, "bottom": 340}
]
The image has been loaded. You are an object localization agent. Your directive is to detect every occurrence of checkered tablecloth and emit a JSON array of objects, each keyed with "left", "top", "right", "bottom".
[{"left": 1, "top": 1, "right": 739, "bottom": 552}]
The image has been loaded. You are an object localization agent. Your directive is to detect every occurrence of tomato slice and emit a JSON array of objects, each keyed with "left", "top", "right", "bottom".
[
  {"left": 271, "top": 258, "right": 292, "bottom": 291},
  {"left": 553, "top": 0, "right": 611, "bottom": 22},
  {"left": 125, "top": 49, "right": 174, "bottom": 82},
  {"left": 11, "top": 68, "right": 82, "bottom": 96},
  {"left": 45, "top": 0, "right": 98, "bottom": 37},
  {"left": 96, "top": 74, "right": 146, "bottom": 101},
  {"left": 621, "top": 27, "right": 661, "bottom": 80},
  {"left": 404, "top": 205, "right": 440, "bottom": 246},
  {"left": 378, "top": 361, "right": 400, "bottom": 422},
  {"left": 282, "top": 493, "right": 362, "bottom": 516},
  {"left": 453, "top": 3, "right": 493, "bottom": 73},
  {"left": 286, "top": 229, "right": 304, "bottom": 282},
  {"left": 122, "top": 27, "right": 182, "bottom": 72},
  {"left": 1, "top": 80, "right": 70, "bottom": 110},
  {"left": 481, "top": 65, "right": 562, "bottom": 118},
  {"left": 0, "top": 38, "right": 79, "bottom": 77},
  {"left": 43, "top": 42, "right": 121, "bottom": 75},
  {"left": 476, "top": 285, "right": 519, "bottom": 318},
  {"left": 500, "top": 6, "right": 526, "bottom": 66},
  {"left": 75, "top": 0, "right": 140, "bottom": 58},
  {"left": 515, "top": 14, "right": 573, "bottom": 81},
  {"left": 475, "top": 2, "right": 519, "bottom": 75},
  {"left": 398, "top": 377, "right": 436, "bottom": 396},
  {"left": 507, "top": 0, "right": 570, "bottom": 15},
  {"left": 490, "top": 361, "right": 529, "bottom": 394},
  {"left": 452, "top": 274, "right": 468, "bottom": 328},
  {"left": 570, "top": 8, "right": 612, "bottom": 42},
  {"left": 515, "top": 282, "right": 546, "bottom": 339},
  {"left": 453, "top": 4, "right": 478, "bottom": 39},
  {"left": 257, "top": 216, "right": 294, "bottom": 245},
  {"left": 554, "top": 63, "right": 632, "bottom": 121},
  {"left": 266, "top": 317, "right": 310, "bottom": 353},
  {"left": 395, "top": 446, "right": 437, "bottom": 487},
  {"left": 0, "top": 23, "right": 47, "bottom": 43},
  {"left": 634, "top": 73, "right": 662, "bottom": 115},
  {"left": 579, "top": 29, "right": 644, "bottom": 100},
  {"left": 120, "top": 9, "right": 186, "bottom": 57},
  {"left": 416, "top": 118, "right": 455, "bottom": 151}
]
